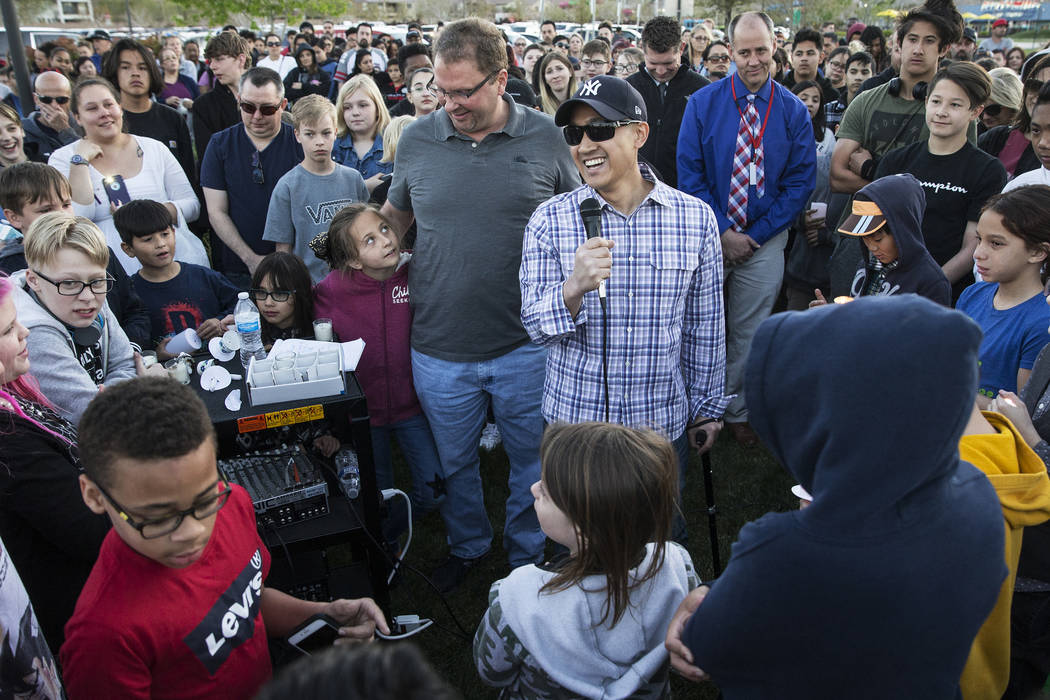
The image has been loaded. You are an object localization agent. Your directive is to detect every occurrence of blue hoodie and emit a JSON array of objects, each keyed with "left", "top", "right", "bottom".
[
  {"left": 683, "top": 296, "right": 1006, "bottom": 699},
  {"left": 849, "top": 173, "right": 951, "bottom": 305}
]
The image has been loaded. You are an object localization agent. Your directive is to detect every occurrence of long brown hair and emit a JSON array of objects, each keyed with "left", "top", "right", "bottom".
[{"left": 539, "top": 422, "right": 677, "bottom": 626}]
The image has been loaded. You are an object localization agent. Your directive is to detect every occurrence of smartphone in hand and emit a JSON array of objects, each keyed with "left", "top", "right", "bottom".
[
  {"left": 102, "top": 174, "right": 131, "bottom": 208},
  {"left": 286, "top": 613, "right": 341, "bottom": 655}
]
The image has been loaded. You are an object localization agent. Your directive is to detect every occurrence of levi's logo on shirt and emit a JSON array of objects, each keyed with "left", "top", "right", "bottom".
[{"left": 183, "top": 549, "right": 264, "bottom": 674}]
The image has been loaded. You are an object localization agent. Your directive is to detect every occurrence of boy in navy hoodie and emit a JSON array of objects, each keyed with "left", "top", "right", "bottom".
[
  {"left": 817, "top": 173, "right": 950, "bottom": 305},
  {"left": 666, "top": 295, "right": 1007, "bottom": 698}
]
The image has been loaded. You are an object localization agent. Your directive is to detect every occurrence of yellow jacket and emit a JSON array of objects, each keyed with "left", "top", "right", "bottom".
[{"left": 960, "top": 412, "right": 1050, "bottom": 699}]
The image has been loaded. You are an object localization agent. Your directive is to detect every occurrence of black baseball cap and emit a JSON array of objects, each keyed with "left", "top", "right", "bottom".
[
  {"left": 554, "top": 75, "right": 647, "bottom": 126},
  {"left": 963, "top": 27, "right": 977, "bottom": 42},
  {"left": 88, "top": 30, "right": 111, "bottom": 41},
  {"left": 505, "top": 78, "right": 540, "bottom": 109}
]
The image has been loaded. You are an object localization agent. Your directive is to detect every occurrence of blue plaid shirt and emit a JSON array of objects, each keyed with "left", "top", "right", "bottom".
[{"left": 520, "top": 165, "right": 731, "bottom": 437}]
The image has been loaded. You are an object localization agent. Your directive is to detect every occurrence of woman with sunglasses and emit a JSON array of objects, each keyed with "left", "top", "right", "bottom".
[
  {"left": 47, "top": 78, "right": 208, "bottom": 275},
  {"left": 981, "top": 68, "right": 1022, "bottom": 132},
  {"left": 979, "top": 53, "right": 1050, "bottom": 181},
  {"left": 535, "top": 52, "right": 577, "bottom": 117},
  {"left": 0, "top": 271, "right": 110, "bottom": 657},
  {"left": 157, "top": 47, "right": 199, "bottom": 113},
  {"left": 687, "top": 25, "right": 712, "bottom": 72}
]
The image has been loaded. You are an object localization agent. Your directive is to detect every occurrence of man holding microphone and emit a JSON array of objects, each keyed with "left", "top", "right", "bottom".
[{"left": 520, "top": 75, "right": 730, "bottom": 541}]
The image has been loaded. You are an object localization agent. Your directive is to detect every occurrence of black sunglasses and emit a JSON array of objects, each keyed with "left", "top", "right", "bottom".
[
  {"left": 239, "top": 101, "right": 281, "bottom": 116},
  {"left": 563, "top": 120, "right": 640, "bottom": 146},
  {"left": 984, "top": 103, "right": 1004, "bottom": 117},
  {"left": 35, "top": 93, "right": 70, "bottom": 105},
  {"left": 266, "top": 41, "right": 281, "bottom": 46},
  {"left": 251, "top": 150, "right": 264, "bottom": 185},
  {"left": 556, "top": 42, "right": 569, "bottom": 49}
]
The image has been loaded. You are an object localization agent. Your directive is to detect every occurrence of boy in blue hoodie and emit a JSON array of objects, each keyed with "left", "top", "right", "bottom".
[
  {"left": 817, "top": 173, "right": 951, "bottom": 305},
  {"left": 665, "top": 295, "right": 1007, "bottom": 698}
]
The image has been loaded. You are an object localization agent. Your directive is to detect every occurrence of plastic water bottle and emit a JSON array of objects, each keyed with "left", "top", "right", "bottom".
[
  {"left": 234, "top": 292, "right": 265, "bottom": 368},
  {"left": 334, "top": 448, "right": 360, "bottom": 500}
]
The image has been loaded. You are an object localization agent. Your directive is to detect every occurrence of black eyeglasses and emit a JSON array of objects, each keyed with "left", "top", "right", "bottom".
[
  {"left": 581, "top": 59, "right": 608, "bottom": 68},
  {"left": 251, "top": 150, "right": 264, "bottom": 185},
  {"left": 266, "top": 41, "right": 281, "bottom": 46},
  {"left": 96, "top": 477, "right": 232, "bottom": 539},
  {"left": 427, "top": 69, "right": 499, "bottom": 101},
  {"left": 239, "top": 101, "right": 281, "bottom": 116},
  {"left": 35, "top": 93, "right": 70, "bottom": 105},
  {"left": 32, "top": 269, "right": 114, "bottom": 296},
  {"left": 984, "top": 103, "right": 1004, "bottom": 117},
  {"left": 563, "top": 120, "right": 641, "bottom": 146},
  {"left": 706, "top": 54, "right": 731, "bottom": 63},
  {"left": 249, "top": 288, "right": 294, "bottom": 302},
  {"left": 1026, "top": 78, "right": 1044, "bottom": 94}
]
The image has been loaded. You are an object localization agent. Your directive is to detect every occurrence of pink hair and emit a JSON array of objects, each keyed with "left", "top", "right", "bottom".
[{"left": 0, "top": 275, "right": 54, "bottom": 408}]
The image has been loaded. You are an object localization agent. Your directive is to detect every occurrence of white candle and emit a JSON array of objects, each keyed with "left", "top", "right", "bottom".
[
  {"left": 170, "top": 361, "right": 190, "bottom": 385},
  {"left": 313, "top": 319, "right": 334, "bottom": 342}
]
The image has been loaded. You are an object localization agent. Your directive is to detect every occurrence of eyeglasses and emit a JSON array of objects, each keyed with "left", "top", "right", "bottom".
[
  {"left": 96, "top": 477, "right": 232, "bottom": 539},
  {"left": 556, "top": 42, "right": 569, "bottom": 49},
  {"left": 563, "top": 120, "right": 641, "bottom": 146},
  {"left": 1026, "top": 78, "right": 1044, "bottom": 94},
  {"left": 35, "top": 93, "right": 70, "bottom": 105},
  {"left": 984, "top": 103, "right": 1006, "bottom": 117},
  {"left": 32, "top": 269, "right": 114, "bottom": 296},
  {"left": 249, "top": 288, "right": 294, "bottom": 302},
  {"left": 240, "top": 101, "right": 281, "bottom": 116},
  {"left": 615, "top": 63, "right": 637, "bottom": 75},
  {"left": 266, "top": 41, "right": 281, "bottom": 46},
  {"left": 427, "top": 69, "right": 499, "bottom": 101},
  {"left": 706, "top": 54, "right": 731, "bottom": 63},
  {"left": 829, "top": 61, "right": 847, "bottom": 70},
  {"left": 581, "top": 59, "right": 608, "bottom": 68},
  {"left": 251, "top": 150, "right": 264, "bottom": 185}
]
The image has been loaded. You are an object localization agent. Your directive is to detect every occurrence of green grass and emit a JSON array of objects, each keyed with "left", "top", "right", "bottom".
[{"left": 385, "top": 430, "right": 796, "bottom": 699}]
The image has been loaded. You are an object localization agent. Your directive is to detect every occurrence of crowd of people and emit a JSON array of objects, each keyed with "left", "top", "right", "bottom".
[{"left": 2, "top": 3, "right": 1050, "bottom": 698}]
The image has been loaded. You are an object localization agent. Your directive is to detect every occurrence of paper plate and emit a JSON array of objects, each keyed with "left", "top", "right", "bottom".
[
  {"left": 209, "top": 335, "right": 236, "bottom": 362},
  {"left": 200, "top": 365, "right": 232, "bottom": 392}
]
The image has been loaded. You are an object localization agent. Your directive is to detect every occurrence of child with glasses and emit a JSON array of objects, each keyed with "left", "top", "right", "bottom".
[
  {"left": 114, "top": 199, "right": 240, "bottom": 360},
  {"left": 249, "top": 251, "right": 315, "bottom": 349},
  {"left": 11, "top": 211, "right": 138, "bottom": 422},
  {"left": 579, "top": 39, "right": 612, "bottom": 81},
  {"left": 61, "top": 377, "right": 389, "bottom": 700}
]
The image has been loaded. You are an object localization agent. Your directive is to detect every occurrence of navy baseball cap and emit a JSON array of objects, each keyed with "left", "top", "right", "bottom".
[{"left": 554, "top": 75, "right": 647, "bottom": 126}]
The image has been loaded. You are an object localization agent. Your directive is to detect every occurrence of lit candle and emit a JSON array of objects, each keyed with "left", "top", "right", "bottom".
[{"left": 313, "top": 318, "right": 334, "bottom": 342}]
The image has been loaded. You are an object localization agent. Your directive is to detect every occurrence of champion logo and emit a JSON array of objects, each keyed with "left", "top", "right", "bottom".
[{"left": 579, "top": 79, "right": 601, "bottom": 96}]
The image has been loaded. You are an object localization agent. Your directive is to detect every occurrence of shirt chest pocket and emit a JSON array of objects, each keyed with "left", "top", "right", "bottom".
[{"left": 649, "top": 249, "right": 699, "bottom": 312}]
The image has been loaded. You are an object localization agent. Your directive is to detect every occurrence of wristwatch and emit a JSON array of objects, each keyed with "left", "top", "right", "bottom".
[{"left": 70, "top": 154, "right": 89, "bottom": 166}]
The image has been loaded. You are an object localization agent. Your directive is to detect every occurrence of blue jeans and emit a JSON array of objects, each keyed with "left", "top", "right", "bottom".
[
  {"left": 411, "top": 343, "right": 547, "bottom": 566},
  {"left": 370, "top": 413, "right": 444, "bottom": 515}
]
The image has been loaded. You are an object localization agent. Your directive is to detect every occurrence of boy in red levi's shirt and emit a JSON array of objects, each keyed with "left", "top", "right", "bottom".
[{"left": 60, "top": 377, "right": 387, "bottom": 700}]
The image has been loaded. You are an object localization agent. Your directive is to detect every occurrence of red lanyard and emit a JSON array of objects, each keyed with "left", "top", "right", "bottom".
[{"left": 731, "top": 77, "right": 775, "bottom": 155}]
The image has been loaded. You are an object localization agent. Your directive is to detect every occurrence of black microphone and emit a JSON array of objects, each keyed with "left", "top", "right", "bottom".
[{"left": 580, "top": 198, "right": 606, "bottom": 301}]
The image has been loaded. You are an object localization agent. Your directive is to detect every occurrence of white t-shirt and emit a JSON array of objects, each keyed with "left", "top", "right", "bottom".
[
  {"left": 256, "top": 55, "right": 296, "bottom": 80},
  {"left": 1003, "top": 166, "right": 1050, "bottom": 192}
]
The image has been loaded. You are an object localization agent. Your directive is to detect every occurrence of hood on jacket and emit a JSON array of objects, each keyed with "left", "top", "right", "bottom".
[
  {"left": 746, "top": 295, "right": 983, "bottom": 535},
  {"left": 961, "top": 412, "right": 1050, "bottom": 529},
  {"left": 852, "top": 173, "right": 928, "bottom": 269}
]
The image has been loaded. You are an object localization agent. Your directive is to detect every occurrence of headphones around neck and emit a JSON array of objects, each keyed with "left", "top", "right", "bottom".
[{"left": 887, "top": 78, "right": 929, "bottom": 101}]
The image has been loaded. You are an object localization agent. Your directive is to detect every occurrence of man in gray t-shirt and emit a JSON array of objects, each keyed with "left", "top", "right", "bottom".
[
  {"left": 263, "top": 163, "right": 369, "bottom": 282},
  {"left": 382, "top": 18, "right": 580, "bottom": 592}
]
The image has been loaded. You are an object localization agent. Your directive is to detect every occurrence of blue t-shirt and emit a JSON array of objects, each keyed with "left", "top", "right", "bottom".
[
  {"left": 132, "top": 263, "right": 241, "bottom": 347},
  {"left": 199, "top": 122, "right": 303, "bottom": 275},
  {"left": 957, "top": 281, "right": 1050, "bottom": 398}
]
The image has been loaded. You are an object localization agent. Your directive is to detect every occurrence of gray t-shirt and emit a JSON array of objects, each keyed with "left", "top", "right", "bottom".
[
  {"left": 263, "top": 164, "right": 370, "bottom": 282},
  {"left": 389, "top": 94, "right": 580, "bottom": 362}
]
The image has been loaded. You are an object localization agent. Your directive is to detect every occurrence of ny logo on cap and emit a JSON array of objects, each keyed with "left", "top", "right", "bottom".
[{"left": 579, "top": 79, "right": 601, "bottom": 96}]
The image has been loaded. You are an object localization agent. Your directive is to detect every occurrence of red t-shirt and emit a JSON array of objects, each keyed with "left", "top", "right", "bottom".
[{"left": 60, "top": 486, "right": 273, "bottom": 700}]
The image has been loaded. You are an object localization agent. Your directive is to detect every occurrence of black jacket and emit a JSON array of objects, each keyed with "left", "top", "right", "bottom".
[
  {"left": 627, "top": 65, "right": 709, "bottom": 188},
  {"left": 781, "top": 70, "right": 839, "bottom": 103},
  {"left": 979, "top": 124, "right": 1042, "bottom": 180},
  {"left": 191, "top": 82, "right": 238, "bottom": 169}
]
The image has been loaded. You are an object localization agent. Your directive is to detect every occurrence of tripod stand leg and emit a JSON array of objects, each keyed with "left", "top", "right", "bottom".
[{"left": 701, "top": 450, "right": 721, "bottom": 576}]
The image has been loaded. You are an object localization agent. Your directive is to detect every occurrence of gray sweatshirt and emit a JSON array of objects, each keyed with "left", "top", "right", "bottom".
[{"left": 10, "top": 271, "right": 136, "bottom": 422}]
